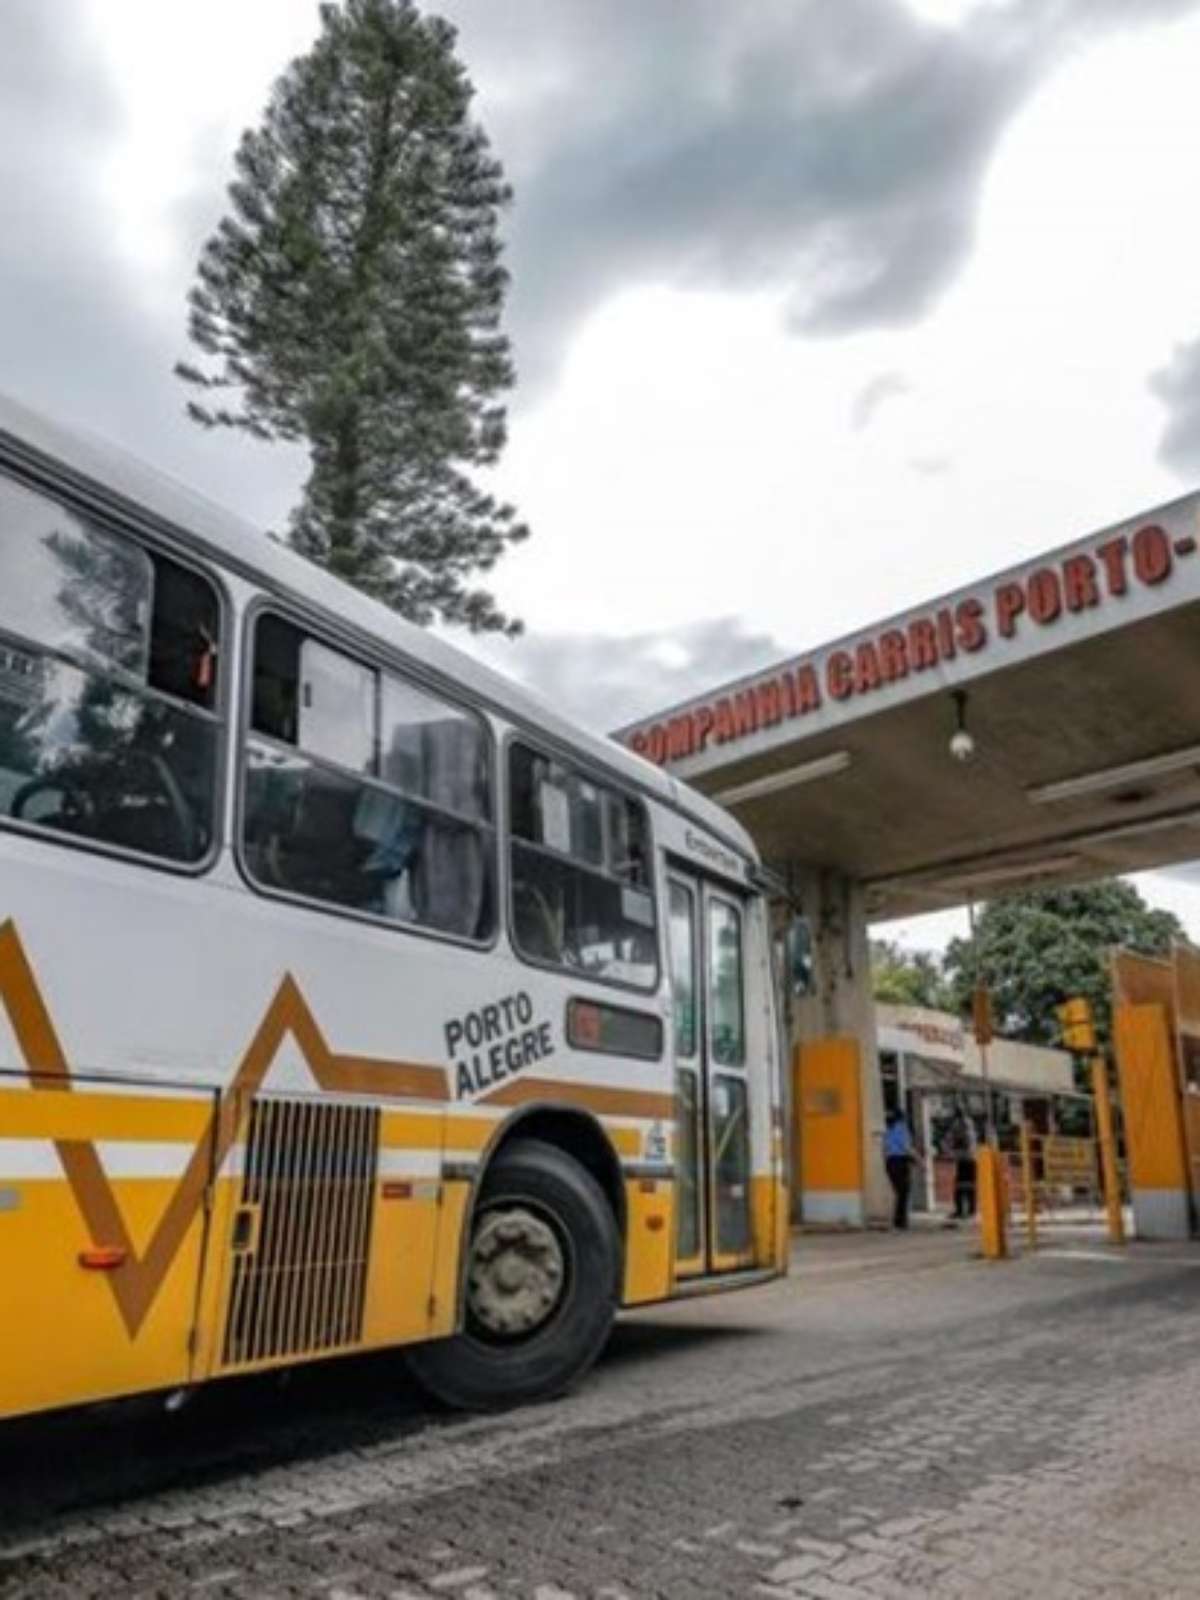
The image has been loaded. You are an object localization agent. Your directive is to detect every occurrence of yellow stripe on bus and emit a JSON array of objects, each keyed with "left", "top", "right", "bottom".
[{"left": 0, "top": 1088, "right": 211, "bottom": 1143}]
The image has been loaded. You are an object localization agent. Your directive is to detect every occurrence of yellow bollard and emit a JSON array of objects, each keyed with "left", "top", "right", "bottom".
[
  {"left": 1091, "top": 1057, "right": 1126, "bottom": 1246},
  {"left": 1020, "top": 1124, "right": 1037, "bottom": 1253},
  {"left": 977, "top": 1146, "right": 1009, "bottom": 1260}
]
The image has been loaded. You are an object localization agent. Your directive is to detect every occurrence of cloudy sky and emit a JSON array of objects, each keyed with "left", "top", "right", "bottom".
[{"left": 6, "top": 0, "right": 1200, "bottom": 946}]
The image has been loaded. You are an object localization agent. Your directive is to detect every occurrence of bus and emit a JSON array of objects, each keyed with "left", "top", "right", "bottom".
[{"left": 0, "top": 395, "right": 790, "bottom": 1419}]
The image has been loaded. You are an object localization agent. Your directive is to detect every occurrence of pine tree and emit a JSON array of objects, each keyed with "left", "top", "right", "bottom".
[{"left": 177, "top": 0, "right": 527, "bottom": 634}]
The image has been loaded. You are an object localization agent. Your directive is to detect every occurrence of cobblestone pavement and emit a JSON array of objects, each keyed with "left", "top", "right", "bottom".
[{"left": 5, "top": 1232, "right": 1200, "bottom": 1598}]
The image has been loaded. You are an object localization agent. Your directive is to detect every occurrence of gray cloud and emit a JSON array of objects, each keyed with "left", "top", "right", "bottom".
[
  {"left": 439, "top": 0, "right": 1200, "bottom": 393},
  {"left": 1151, "top": 338, "right": 1200, "bottom": 480},
  {"left": 852, "top": 371, "right": 912, "bottom": 430},
  {"left": 0, "top": 5, "right": 141, "bottom": 424},
  {"left": 3, "top": 0, "right": 1199, "bottom": 548},
  {"left": 0, "top": 0, "right": 308, "bottom": 531},
  {"left": 472, "top": 615, "right": 785, "bottom": 734}
]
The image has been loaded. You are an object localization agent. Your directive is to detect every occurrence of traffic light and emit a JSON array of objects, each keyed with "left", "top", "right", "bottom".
[{"left": 1057, "top": 996, "right": 1096, "bottom": 1053}]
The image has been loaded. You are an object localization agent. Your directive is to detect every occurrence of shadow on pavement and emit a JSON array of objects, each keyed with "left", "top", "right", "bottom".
[
  {"left": 0, "top": 1348, "right": 447, "bottom": 1537},
  {"left": 0, "top": 1318, "right": 761, "bottom": 1539}
]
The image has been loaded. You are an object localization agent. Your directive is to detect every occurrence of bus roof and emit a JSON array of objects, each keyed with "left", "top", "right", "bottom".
[{"left": 0, "top": 391, "right": 757, "bottom": 867}]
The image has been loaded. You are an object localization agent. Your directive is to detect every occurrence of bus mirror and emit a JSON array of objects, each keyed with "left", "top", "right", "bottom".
[{"left": 786, "top": 915, "right": 814, "bottom": 997}]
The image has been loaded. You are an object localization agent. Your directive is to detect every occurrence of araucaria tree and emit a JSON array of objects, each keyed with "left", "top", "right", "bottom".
[{"left": 177, "top": 0, "right": 528, "bottom": 634}]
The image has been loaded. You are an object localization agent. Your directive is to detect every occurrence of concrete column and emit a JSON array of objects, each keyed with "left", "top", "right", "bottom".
[{"left": 788, "top": 865, "right": 890, "bottom": 1224}]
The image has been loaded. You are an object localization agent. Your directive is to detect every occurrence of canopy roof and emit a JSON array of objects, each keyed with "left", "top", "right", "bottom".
[{"left": 621, "top": 492, "right": 1200, "bottom": 919}]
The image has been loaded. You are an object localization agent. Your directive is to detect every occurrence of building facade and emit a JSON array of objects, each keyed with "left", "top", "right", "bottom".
[{"left": 877, "top": 1003, "right": 1080, "bottom": 1214}]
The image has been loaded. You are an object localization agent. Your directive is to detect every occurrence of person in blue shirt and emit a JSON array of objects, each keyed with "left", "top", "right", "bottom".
[{"left": 883, "top": 1108, "right": 916, "bottom": 1230}]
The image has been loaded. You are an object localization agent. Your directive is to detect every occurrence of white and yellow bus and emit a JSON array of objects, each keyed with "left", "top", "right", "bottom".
[{"left": 0, "top": 396, "right": 789, "bottom": 1419}]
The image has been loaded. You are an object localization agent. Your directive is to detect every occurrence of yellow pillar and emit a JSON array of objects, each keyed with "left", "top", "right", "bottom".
[
  {"left": 978, "top": 1146, "right": 1009, "bottom": 1260},
  {"left": 794, "top": 1038, "right": 866, "bottom": 1227},
  {"left": 1019, "top": 1124, "right": 1037, "bottom": 1252},
  {"left": 1114, "top": 1002, "right": 1190, "bottom": 1238},
  {"left": 1091, "top": 1057, "right": 1126, "bottom": 1246}
]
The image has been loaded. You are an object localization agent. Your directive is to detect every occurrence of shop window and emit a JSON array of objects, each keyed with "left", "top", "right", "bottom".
[{"left": 880, "top": 1050, "right": 901, "bottom": 1115}]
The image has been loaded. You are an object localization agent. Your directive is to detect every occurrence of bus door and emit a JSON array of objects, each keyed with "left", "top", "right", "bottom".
[{"left": 669, "top": 872, "right": 755, "bottom": 1278}]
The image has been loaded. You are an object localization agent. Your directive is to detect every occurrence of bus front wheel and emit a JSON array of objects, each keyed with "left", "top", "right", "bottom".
[{"left": 407, "top": 1138, "right": 620, "bottom": 1411}]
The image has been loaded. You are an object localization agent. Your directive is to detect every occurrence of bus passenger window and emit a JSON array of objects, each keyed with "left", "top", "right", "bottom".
[
  {"left": 242, "top": 613, "right": 494, "bottom": 942},
  {"left": 0, "top": 476, "right": 221, "bottom": 865},
  {"left": 148, "top": 559, "right": 220, "bottom": 710},
  {"left": 508, "top": 742, "right": 658, "bottom": 990},
  {"left": 298, "top": 639, "right": 374, "bottom": 773},
  {"left": 251, "top": 613, "right": 302, "bottom": 744},
  {"left": 708, "top": 898, "right": 745, "bottom": 1068}
]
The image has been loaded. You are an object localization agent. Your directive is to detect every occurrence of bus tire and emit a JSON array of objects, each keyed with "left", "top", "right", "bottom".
[{"left": 407, "top": 1137, "right": 620, "bottom": 1411}]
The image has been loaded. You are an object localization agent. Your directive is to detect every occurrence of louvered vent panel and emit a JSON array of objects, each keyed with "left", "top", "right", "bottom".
[{"left": 222, "top": 1098, "right": 379, "bottom": 1368}]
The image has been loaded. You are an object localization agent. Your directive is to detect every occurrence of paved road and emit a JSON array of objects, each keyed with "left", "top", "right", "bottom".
[{"left": 4, "top": 1231, "right": 1200, "bottom": 1598}]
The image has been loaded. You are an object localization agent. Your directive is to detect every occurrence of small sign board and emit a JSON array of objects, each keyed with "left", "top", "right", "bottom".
[{"left": 1042, "top": 1136, "right": 1096, "bottom": 1187}]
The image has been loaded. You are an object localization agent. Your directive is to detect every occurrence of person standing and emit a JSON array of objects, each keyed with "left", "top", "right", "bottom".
[
  {"left": 883, "top": 1108, "right": 916, "bottom": 1230},
  {"left": 945, "top": 1109, "right": 978, "bottom": 1221}
]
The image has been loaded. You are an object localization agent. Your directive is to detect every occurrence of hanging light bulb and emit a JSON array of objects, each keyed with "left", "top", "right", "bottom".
[{"left": 949, "top": 689, "right": 975, "bottom": 763}]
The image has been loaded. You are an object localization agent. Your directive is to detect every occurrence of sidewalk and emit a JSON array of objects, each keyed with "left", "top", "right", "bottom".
[
  {"left": 790, "top": 1207, "right": 1130, "bottom": 1278},
  {"left": 790, "top": 1217, "right": 975, "bottom": 1280}
]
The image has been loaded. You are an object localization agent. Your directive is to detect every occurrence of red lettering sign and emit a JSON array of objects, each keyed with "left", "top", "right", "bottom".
[
  {"left": 955, "top": 599, "right": 986, "bottom": 652},
  {"left": 1133, "top": 524, "right": 1171, "bottom": 585},
  {"left": 1062, "top": 554, "right": 1099, "bottom": 612},
  {"left": 908, "top": 619, "right": 938, "bottom": 670},
  {"left": 1027, "top": 568, "right": 1062, "bottom": 626},
  {"left": 854, "top": 642, "right": 882, "bottom": 694},
  {"left": 995, "top": 582, "right": 1025, "bottom": 638},
  {"left": 624, "top": 522, "right": 1196, "bottom": 766},
  {"left": 936, "top": 608, "right": 956, "bottom": 662},
  {"left": 796, "top": 665, "right": 822, "bottom": 713},
  {"left": 1097, "top": 536, "right": 1128, "bottom": 596},
  {"left": 879, "top": 629, "right": 908, "bottom": 682},
  {"left": 827, "top": 651, "right": 853, "bottom": 701}
]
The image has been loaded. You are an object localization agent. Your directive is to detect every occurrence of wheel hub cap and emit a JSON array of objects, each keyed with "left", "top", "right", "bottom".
[{"left": 467, "top": 1208, "right": 565, "bottom": 1337}]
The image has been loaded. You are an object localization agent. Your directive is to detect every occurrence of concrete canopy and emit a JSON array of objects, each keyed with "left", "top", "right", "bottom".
[{"left": 621, "top": 492, "right": 1200, "bottom": 921}]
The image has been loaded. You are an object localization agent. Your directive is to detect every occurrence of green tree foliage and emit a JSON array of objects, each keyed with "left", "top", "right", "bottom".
[
  {"left": 943, "top": 882, "right": 1185, "bottom": 1050},
  {"left": 871, "top": 939, "right": 954, "bottom": 1010},
  {"left": 177, "top": 0, "right": 528, "bottom": 634}
]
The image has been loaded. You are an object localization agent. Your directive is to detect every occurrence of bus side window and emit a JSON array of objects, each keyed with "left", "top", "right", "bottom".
[
  {"left": 0, "top": 475, "right": 221, "bottom": 865},
  {"left": 148, "top": 558, "right": 220, "bottom": 711},
  {"left": 241, "top": 612, "right": 495, "bottom": 942},
  {"left": 251, "top": 613, "right": 302, "bottom": 745},
  {"left": 508, "top": 741, "right": 658, "bottom": 991}
]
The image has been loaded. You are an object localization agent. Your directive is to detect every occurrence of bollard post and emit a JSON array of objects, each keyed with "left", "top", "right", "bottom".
[
  {"left": 1091, "top": 1057, "right": 1126, "bottom": 1246},
  {"left": 1020, "top": 1124, "right": 1037, "bottom": 1252},
  {"left": 977, "top": 1146, "right": 1009, "bottom": 1260}
]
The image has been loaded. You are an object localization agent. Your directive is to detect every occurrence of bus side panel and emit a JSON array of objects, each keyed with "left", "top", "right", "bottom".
[
  {"left": 425, "top": 1177, "right": 472, "bottom": 1340},
  {"left": 622, "top": 1174, "right": 674, "bottom": 1304},
  {"left": 360, "top": 1107, "right": 444, "bottom": 1348},
  {"left": 192, "top": 1101, "right": 451, "bottom": 1379},
  {"left": 748, "top": 899, "right": 789, "bottom": 1274},
  {"left": 751, "top": 1174, "right": 790, "bottom": 1273},
  {"left": 0, "top": 1084, "right": 213, "bottom": 1419}
]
